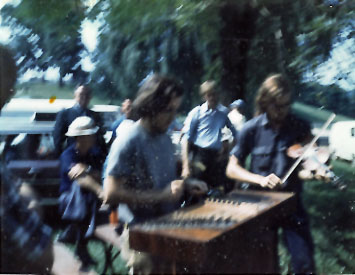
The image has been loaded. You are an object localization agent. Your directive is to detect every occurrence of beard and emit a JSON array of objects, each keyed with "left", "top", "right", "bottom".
[
  {"left": 267, "top": 112, "right": 288, "bottom": 127},
  {"left": 150, "top": 123, "right": 169, "bottom": 135}
]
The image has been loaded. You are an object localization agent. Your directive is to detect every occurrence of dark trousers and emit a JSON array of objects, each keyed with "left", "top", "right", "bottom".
[
  {"left": 246, "top": 186, "right": 315, "bottom": 273},
  {"left": 190, "top": 144, "right": 232, "bottom": 192},
  {"left": 282, "top": 196, "right": 315, "bottom": 273},
  {"left": 58, "top": 185, "right": 98, "bottom": 266}
]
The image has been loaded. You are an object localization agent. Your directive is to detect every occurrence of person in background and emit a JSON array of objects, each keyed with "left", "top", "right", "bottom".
[
  {"left": 53, "top": 85, "right": 107, "bottom": 157},
  {"left": 110, "top": 98, "right": 132, "bottom": 142},
  {"left": 104, "top": 74, "right": 208, "bottom": 273},
  {"left": 3, "top": 133, "right": 42, "bottom": 163},
  {"left": 0, "top": 45, "right": 54, "bottom": 273},
  {"left": 181, "top": 80, "right": 237, "bottom": 193},
  {"left": 228, "top": 99, "right": 246, "bottom": 131},
  {"left": 226, "top": 74, "right": 315, "bottom": 273},
  {"left": 57, "top": 116, "right": 105, "bottom": 270},
  {"left": 220, "top": 99, "right": 247, "bottom": 156}
]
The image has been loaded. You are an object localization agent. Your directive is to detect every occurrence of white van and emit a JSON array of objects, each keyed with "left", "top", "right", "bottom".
[
  {"left": 0, "top": 99, "right": 120, "bottom": 151},
  {"left": 0, "top": 98, "right": 75, "bottom": 118},
  {"left": 329, "top": 121, "right": 355, "bottom": 165},
  {"left": 0, "top": 98, "right": 120, "bottom": 133}
]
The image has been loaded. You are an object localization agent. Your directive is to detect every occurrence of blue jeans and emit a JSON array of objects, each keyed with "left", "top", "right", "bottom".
[{"left": 282, "top": 199, "right": 315, "bottom": 273}]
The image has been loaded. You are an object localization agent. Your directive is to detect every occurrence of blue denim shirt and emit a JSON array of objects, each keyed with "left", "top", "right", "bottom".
[{"left": 231, "top": 113, "right": 311, "bottom": 192}]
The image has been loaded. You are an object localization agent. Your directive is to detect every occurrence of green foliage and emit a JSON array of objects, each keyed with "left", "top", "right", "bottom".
[
  {"left": 289, "top": 1, "right": 354, "bottom": 84},
  {"left": 3, "top": 0, "right": 353, "bottom": 111},
  {"left": 2, "top": 0, "right": 87, "bottom": 83},
  {"left": 246, "top": 0, "right": 353, "bottom": 115},
  {"left": 292, "top": 101, "right": 353, "bottom": 124},
  {"left": 296, "top": 82, "right": 355, "bottom": 119},
  {"left": 91, "top": 0, "right": 222, "bottom": 111}
]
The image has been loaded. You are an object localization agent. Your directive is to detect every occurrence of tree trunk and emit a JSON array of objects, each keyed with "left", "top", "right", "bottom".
[
  {"left": 219, "top": 2, "right": 257, "bottom": 105},
  {"left": 59, "top": 76, "right": 64, "bottom": 88}
]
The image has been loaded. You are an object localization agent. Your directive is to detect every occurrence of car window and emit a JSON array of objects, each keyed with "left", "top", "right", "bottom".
[
  {"left": 99, "top": 111, "right": 121, "bottom": 130},
  {"left": 2, "top": 133, "right": 55, "bottom": 163}
]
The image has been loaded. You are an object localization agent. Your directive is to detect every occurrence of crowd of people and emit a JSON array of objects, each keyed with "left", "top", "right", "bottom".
[{"left": 1, "top": 44, "right": 322, "bottom": 274}]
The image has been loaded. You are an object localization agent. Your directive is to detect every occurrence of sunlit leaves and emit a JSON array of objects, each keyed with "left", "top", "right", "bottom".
[
  {"left": 92, "top": 0, "right": 222, "bottom": 108},
  {"left": 2, "top": 0, "right": 353, "bottom": 110},
  {"left": 2, "top": 0, "right": 87, "bottom": 84}
]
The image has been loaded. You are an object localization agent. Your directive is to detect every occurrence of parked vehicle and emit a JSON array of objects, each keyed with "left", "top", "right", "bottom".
[
  {"left": 329, "top": 121, "right": 355, "bottom": 165},
  {"left": 0, "top": 98, "right": 120, "bottom": 142},
  {"left": 1, "top": 98, "right": 120, "bottom": 129},
  {"left": 0, "top": 98, "right": 120, "bottom": 225}
]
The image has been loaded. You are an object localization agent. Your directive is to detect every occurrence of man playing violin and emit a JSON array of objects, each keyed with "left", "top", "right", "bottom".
[{"left": 226, "top": 74, "right": 315, "bottom": 273}]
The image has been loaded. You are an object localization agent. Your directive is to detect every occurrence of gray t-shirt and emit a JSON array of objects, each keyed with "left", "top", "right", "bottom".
[{"left": 105, "top": 121, "right": 178, "bottom": 221}]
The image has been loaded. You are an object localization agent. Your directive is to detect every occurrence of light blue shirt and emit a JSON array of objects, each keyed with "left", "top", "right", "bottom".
[
  {"left": 184, "top": 102, "right": 237, "bottom": 150},
  {"left": 105, "top": 121, "right": 178, "bottom": 220}
]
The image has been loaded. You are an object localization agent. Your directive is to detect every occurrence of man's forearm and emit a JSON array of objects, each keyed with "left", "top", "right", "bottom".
[
  {"left": 226, "top": 155, "right": 263, "bottom": 185},
  {"left": 104, "top": 176, "right": 170, "bottom": 206},
  {"left": 181, "top": 140, "right": 191, "bottom": 175},
  {"left": 77, "top": 175, "right": 103, "bottom": 198}
]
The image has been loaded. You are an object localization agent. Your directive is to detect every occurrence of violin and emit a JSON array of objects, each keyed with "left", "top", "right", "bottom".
[
  {"left": 286, "top": 143, "right": 346, "bottom": 190},
  {"left": 282, "top": 113, "right": 346, "bottom": 190}
]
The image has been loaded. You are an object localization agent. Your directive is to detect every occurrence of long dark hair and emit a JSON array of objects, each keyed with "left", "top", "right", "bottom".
[
  {"left": 255, "top": 74, "right": 292, "bottom": 116},
  {"left": 0, "top": 45, "right": 17, "bottom": 109},
  {"left": 132, "top": 74, "right": 183, "bottom": 118}
]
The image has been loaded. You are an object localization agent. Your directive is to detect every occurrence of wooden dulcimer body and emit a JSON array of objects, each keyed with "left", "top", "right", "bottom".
[{"left": 129, "top": 189, "right": 296, "bottom": 273}]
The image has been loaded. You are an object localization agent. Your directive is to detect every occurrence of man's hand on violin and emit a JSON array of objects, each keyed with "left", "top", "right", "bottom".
[
  {"left": 314, "top": 168, "right": 332, "bottom": 182},
  {"left": 298, "top": 166, "right": 333, "bottom": 183},
  {"left": 259, "top": 173, "right": 282, "bottom": 189},
  {"left": 298, "top": 169, "right": 314, "bottom": 180}
]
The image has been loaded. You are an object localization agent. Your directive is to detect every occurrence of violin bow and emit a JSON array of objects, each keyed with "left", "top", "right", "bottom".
[{"left": 281, "top": 113, "right": 336, "bottom": 185}]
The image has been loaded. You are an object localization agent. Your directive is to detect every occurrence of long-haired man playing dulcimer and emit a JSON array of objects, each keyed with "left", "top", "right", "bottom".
[{"left": 226, "top": 74, "right": 318, "bottom": 273}]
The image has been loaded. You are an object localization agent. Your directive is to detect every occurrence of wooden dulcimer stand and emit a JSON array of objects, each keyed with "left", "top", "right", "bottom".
[{"left": 129, "top": 189, "right": 296, "bottom": 273}]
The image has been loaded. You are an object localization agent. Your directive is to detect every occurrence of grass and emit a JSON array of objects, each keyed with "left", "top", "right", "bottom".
[
  {"left": 15, "top": 81, "right": 118, "bottom": 105},
  {"left": 278, "top": 158, "right": 355, "bottom": 274},
  {"left": 302, "top": 159, "right": 355, "bottom": 274},
  {"left": 292, "top": 102, "right": 353, "bottom": 123},
  {"left": 16, "top": 82, "right": 75, "bottom": 99},
  {"left": 52, "top": 229, "right": 128, "bottom": 274},
  {"left": 87, "top": 239, "right": 127, "bottom": 274}
]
